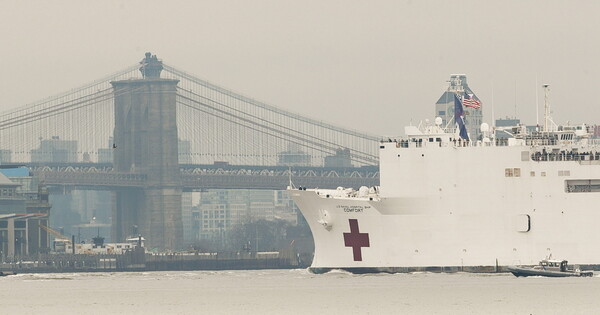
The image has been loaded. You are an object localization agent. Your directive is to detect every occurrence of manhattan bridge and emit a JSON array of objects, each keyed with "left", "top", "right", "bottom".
[{"left": 0, "top": 53, "right": 380, "bottom": 249}]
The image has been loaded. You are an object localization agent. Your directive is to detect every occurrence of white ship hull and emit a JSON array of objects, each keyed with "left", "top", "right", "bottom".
[{"left": 292, "top": 134, "right": 600, "bottom": 273}]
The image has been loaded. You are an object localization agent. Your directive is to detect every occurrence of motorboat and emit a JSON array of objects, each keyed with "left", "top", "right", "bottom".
[{"left": 508, "top": 258, "right": 594, "bottom": 277}]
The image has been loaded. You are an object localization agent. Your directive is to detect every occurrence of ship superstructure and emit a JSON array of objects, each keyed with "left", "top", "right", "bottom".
[{"left": 291, "top": 86, "right": 600, "bottom": 273}]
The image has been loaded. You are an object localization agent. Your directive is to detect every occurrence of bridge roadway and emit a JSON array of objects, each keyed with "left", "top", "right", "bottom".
[{"left": 23, "top": 163, "right": 380, "bottom": 191}]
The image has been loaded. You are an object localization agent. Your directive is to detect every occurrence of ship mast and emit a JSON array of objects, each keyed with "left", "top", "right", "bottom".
[
  {"left": 543, "top": 84, "right": 550, "bottom": 132},
  {"left": 535, "top": 76, "right": 539, "bottom": 129}
]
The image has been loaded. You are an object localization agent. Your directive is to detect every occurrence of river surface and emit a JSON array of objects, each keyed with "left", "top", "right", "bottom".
[{"left": 1, "top": 269, "right": 599, "bottom": 314}]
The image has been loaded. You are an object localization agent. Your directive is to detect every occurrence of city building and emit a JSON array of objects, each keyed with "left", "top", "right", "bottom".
[
  {"left": 0, "top": 149, "right": 12, "bottom": 163},
  {"left": 0, "top": 171, "right": 24, "bottom": 213},
  {"left": 181, "top": 192, "right": 194, "bottom": 243},
  {"left": 274, "top": 190, "right": 298, "bottom": 224},
  {"left": 0, "top": 168, "right": 51, "bottom": 258},
  {"left": 49, "top": 190, "right": 112, "bottom": 242},
  {"left": 31, "top": 136, "right": 78, "bottom": 163},
  {"left": 98, "top": 137, "right": 114, "bottom": 163},
  {"left": 324, "top": 148, "right": 353, "bottom": 168},
  {"left": 0, "top": 213, "right": 49, "bottom": 258},
  {"left": 179, "top": 139, "right": 192, "bottom": 164},
  {"left": 193, "top": 189, "right": 298, "bottom": 242},
  {"left": 0, "top": 167, "right": 51, "bottom": 215},
  {"left": 277, "top": 143, "right": 311, "bottom": 167},
  {"left": 29, "top": 136, "right": 112, "bottom": 242},
  {"left": 435, "top": 74, "right": 483, "bottom": 141}
]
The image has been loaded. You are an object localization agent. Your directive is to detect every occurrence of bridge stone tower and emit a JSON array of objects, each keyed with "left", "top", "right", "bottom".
[{"left": 111, "top": 53, "right": 183, "bottom": 250}]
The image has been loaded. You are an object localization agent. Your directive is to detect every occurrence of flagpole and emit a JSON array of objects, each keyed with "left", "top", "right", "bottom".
[
  {"left": 491, "top": 79, "right": 495, "bottom": 128},
  {"left": 535, "top": 75, "right": 539, "bottom": 129},
  {"left": 514, "top": 80, "right": 517, "bottom": 118},
  {"left": 543, "top": 84, "right": 550, "bottom": 132},
  {"left": 491, "top": 80, "right": 495, "bottom": 146}
]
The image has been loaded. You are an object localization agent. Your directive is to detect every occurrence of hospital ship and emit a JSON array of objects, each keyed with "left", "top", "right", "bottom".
[{"left": 291, "top": 82, "right": 600, "bottom": 273}]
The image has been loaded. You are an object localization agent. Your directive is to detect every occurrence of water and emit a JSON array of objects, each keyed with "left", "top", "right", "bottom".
[{"left": 1, "top": 269, "right": 599, "bottom": 314}]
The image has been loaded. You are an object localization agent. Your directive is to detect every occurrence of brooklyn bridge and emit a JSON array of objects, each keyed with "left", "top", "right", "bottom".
[{"left": 0, "top": 53, "right": 380, "bottom": 249}]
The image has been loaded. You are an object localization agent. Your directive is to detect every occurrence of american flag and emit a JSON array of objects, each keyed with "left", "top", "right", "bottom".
[{"left": 462, "top": 95, "right": 481, "bottom": 109}]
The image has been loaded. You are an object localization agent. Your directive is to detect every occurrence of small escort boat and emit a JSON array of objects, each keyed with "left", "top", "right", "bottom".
[{"left": 507, "top": 258, "right": 594, "bottom": 277}]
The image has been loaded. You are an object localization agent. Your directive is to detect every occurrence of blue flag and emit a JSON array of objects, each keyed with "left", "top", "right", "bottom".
[{"left": 454, "top": 94, "right": 469, "bottom": 140}]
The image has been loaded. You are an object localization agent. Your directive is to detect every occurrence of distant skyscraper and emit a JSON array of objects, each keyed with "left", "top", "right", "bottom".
[
  {"left": 277, "top": 143, "right": 311, "bottom": 167},
  {"left": 181, "top": 192, "right": 194, "bottom": 243},
  {"left": 195, "top": 189, "right": 297, "bottom": 242},
  {"left": 98, "top": 137, "right": 114, "bottom": 163},
  {"left": 435, "top": 74, "right": 483, "bottom": 141},
  {"left": 178, "top": 139, "right": 192, "bottom": 164},
  {"left": 324, "top": 148, "right": 353, "bottom": 168},
  {"left": 31, "top": 136, "right": 78, "bottom": 163},
  {"left": 0, "top": 149, "right": 12, "bottom": 163}
]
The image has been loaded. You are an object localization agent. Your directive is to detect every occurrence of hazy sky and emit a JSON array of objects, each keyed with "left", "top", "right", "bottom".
[{"left": 1, "top": 0, "right": 599, "bottom": 136}]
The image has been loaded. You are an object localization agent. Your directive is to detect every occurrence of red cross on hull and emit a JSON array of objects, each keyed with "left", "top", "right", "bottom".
[{"left": 343, "top": 219, "right": 370, "bottom": 261}]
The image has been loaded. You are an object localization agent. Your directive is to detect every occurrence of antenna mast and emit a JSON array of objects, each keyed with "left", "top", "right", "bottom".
[
  {"left": 491, "top": 80, "right": 495, "bottom": 128},
  {"left": 514, "top": 80, "right": 517, "bottom": 118},
  {"left": 543, "top": 84, "right": 550, "bottom": 132},
  {"left": 535, "top": 76, "right": 539, "bottom": 128}
]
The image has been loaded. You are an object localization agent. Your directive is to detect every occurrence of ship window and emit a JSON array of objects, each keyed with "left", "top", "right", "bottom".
[
  {"left": 541, "top": 172, "right": 546, "bottom": 177},
  {"left": 530, "top": 171, "right": 535, "bottom": 177},
  {"left": 565, "top": 179, "right": 600, "bottom": 193},
  {"left": 558, "top": 170, "right": 571, "bottom": 176},
  {"left": 439, "top": 111, "right": 445, "bottom": 116},
  {"left": 505, "top": 168, "right": 520, "bottom": 177}
]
